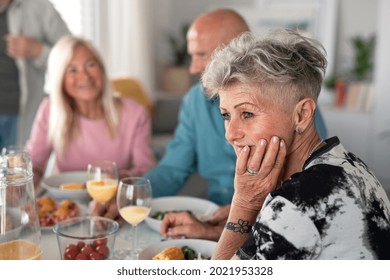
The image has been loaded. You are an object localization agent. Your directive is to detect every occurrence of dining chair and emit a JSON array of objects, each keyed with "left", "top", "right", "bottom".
[{"left": 111, "top": 77, "right": 153, "bottom": 117}]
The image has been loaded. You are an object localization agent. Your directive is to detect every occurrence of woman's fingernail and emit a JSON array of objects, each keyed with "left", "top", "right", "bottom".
[
  {"left": 243, "top": 145, "right": 249, "bottom": 152},
  {"left": 280, "top": 139, "right": 284, "bottom": 147},
  {"left": 259, "top": 139, "right": 266, "bottom": 146},
  {"left": 272, "top": 136, "right": 279, "bottom": 143}
]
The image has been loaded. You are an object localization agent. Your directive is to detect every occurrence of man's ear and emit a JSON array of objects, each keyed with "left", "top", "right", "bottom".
[{"left": 293, "top": 98, "right": 316, "bottom": 134}]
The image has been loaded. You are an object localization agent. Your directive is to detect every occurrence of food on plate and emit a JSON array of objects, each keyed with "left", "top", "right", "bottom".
[
  {"left": 181, "top": 245, "right": 211, "bottom": 260},
  {"left": 63, "top": 238, "right": 109, "bottom": 260},
  {"left": 37, "top": 197, "right": 79, "bottom": 227},
  {"left": 151, "top": 210, "right": 192, "bottom": 220},
  {"left": 37, "top": 196, "right": 56, "bottom": 211},
  {"left": 151, "top": 210, "right": 210, "bottom": 223},
  {"left": 152, "top": 245, "right": 210, "bottom": 260},
  {"left": 152, "top": 246, "right": 185, "bottom": 260},
  {"left": 60, "top": 183, "right": 85, "bottom": 190}
]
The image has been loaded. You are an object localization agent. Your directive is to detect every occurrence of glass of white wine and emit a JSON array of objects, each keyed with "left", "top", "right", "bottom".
[
  {"left": 86, "top": 160, "right": 119, "bottom": 204},
  {"left": 114, "top": 177, "right": 152, "bottom": 260}
]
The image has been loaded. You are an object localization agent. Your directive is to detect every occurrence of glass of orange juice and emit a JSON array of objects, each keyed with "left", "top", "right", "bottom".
[
  {"left": 86, "top": 160, "right": 119, "bottom": 204},
  {"left": 114, "top": 177, "right": 152, "bottom": 260},
  {"left": 0, "top": 239, "right": 42, "bottom": 260}
]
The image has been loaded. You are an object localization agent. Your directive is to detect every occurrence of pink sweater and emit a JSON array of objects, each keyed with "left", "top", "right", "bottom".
[{"left": 27, "top": 97, "right": 156, "bottom": 186}]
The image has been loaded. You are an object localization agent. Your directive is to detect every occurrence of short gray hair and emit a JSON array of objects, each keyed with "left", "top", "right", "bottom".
[{"left": 201, "top": 29, "right": 327, "bottom": 108}]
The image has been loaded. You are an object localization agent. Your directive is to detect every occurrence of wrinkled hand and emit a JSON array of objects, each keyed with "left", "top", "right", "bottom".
[
  {"left": 233, "top": 136, "right": 287, "bottom": 212},
  {"left": 208, "top": 204, "right": 231, "bottom": 226},
  {"left": 4, "top": 34, "right": 43, "bottom": 59},
  {"left": 160, "top": 211, "right": 223, "bottom": 241},
  {"left": 90, "top": 196, "right": 124, "bottom": 225}
]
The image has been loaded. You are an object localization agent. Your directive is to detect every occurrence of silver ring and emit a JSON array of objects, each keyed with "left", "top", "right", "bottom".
[{"left": 246, "top": 168, "right": 258, "bottom": 176}]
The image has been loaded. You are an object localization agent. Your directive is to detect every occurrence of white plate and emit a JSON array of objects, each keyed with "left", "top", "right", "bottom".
[
  {"left": 39, "top": 203, "right": 89, "bottom": 232},
  {"left": 144, "top": 196, "right": 219, "bottom": 233},
  {"left": 41, "top": 171, "right": 89, "bottom": 202},
  {"left": 138, "top": 238, "right": 217, "bottom": 260}
]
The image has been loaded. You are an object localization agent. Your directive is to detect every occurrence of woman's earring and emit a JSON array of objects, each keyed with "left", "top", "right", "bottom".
[{"left": 296, "top": 127, "right": 303, "bottom": 135}]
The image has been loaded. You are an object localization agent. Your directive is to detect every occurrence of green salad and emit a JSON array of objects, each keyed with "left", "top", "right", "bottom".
[
  {"left": 181, "top": 246, "right": 210, "bottom": 260},
  {"left": 151, "top": 210, "right": 192, "bottom": 220}
]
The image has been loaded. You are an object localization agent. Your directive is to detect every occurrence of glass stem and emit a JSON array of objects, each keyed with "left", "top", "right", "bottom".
[{"left": 132, "top": 224, "right": 138, "bottom": 258}]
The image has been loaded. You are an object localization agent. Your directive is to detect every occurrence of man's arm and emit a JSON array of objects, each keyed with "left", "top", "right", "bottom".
[
  {"left": 29, "top": 0, "right": 71, "bottom": 69},
  {"left": 145, "top": 87, "right": 199, "bottom": 197}
]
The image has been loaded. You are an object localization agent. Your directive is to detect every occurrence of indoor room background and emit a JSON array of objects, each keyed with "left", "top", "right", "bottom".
[{"left": 49, "top": 0, "right": 390, "bottom": 195}]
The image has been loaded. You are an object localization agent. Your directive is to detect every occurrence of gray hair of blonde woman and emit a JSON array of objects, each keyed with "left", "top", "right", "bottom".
[
  {"left": 201, "top": 29, "right": 327, "bottom": 109},
  {"left": 46, "top": 36, "right": 120, "bottom": 155}
]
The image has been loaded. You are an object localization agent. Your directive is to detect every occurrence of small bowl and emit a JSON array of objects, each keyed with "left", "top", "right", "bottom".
[
  {"left": 53, "top": 216, "right": 119, "bottom": 260},
  {"left": 41, "top": 171, "right": 89, "bottom": 202},
  {"left": 145, "top": 196, "right": 219, "bottom": 232}
]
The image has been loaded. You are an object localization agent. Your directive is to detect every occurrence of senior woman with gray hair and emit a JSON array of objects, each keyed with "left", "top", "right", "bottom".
[{"left": 201, "top": 29, "right": 390, "bottom": 260}]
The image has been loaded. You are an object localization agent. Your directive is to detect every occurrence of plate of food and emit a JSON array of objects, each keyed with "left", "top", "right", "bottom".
[
  {"left": 144, "top": 196, "right": 219, "bottom": 233},
  {"left": 41, "top": 171, "right": 89, "bottom": 202},
  {"left": 36, "top": 196, "right": 88, "bottom": 231},
  {"left": 139, "top": 238, "right": 217, "bottom": 260}
]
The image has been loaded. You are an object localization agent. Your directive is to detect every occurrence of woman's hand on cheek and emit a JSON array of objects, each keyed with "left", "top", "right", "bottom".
[{"left": 233, "top": 136, "right": 287, "bottom": 211}]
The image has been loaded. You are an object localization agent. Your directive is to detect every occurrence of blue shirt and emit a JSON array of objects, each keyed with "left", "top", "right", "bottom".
[{"left": 146, "top": 83, "right": 328, "bottom": 205}]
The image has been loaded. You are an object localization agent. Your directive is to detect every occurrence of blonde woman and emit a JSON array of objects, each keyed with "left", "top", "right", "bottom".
[{"left": 26, "top": 36, "right": 155, "bottom": 188}]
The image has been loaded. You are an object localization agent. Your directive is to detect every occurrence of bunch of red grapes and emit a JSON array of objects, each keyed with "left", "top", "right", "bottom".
[{"left": 63, "top": 238, "right": 109, "bottom": 260}]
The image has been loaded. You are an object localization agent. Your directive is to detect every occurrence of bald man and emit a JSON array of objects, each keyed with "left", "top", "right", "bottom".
[{"left": 186, "top": 9, "right": 250, "bottom": 75}]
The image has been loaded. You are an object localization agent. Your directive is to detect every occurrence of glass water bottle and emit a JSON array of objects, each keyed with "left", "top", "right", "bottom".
[{"left": 0, "top": 151, "right": 42, "bottom": 260}]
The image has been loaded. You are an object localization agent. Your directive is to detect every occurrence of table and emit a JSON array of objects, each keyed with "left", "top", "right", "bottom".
[{"left": 40, "top": 221, "right": 162, "bottom": 260}]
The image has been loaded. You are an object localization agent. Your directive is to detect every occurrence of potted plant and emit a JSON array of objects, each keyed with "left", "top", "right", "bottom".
[
  {"left": 161, "top": 23, "right": 192, "bottom": 94},
  {"left": 351, "top": 35, "right": 375, "bottom": 81},
  {"left": 345, "top": 34, "right": 376, "bottom": 111},
  {"left": 167, "top": 23, "right": 190, "bottom": 67},
  {"left": 324, "top": 35, "right": 375, "bottom": 110}
]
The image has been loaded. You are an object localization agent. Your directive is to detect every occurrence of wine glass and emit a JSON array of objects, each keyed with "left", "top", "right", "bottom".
[
  {"left": 86, "top": 160, "right": 119, "bottom": 204},
  {"left": 114, "top": 177, "right": 152, "bottom": 260}
]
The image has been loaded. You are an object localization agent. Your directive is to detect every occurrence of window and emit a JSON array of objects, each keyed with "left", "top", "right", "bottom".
[
  {"left": 49, "top": 0, "right": 95, "bottom": 40},
  {"left": 49, "top": 0, "right": 154, "bottom": 96}
]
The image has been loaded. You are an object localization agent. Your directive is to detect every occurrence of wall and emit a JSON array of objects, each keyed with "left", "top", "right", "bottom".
[
  {"left": 370, "top": 0, "right": 390, "bottom": 193},
  {"left": 334, "top": 0, "right": 378, "bottom": 75},
  {"left": 318, "top": 0, "right": 390, "bottom": 194},
  {"left": 152, "top": 0, "right": 378, "bottom": 86},
  {"left": 152, "top": 0, "right": 254, "bottom": 91},
  {"left": 94, "top": 0, "right": 155, "bottom": 98}
]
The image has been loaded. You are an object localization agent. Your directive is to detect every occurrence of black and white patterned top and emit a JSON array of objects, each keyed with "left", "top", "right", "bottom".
[{"left": 237, "top": 137, "right": 390, "bottom": 260}]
